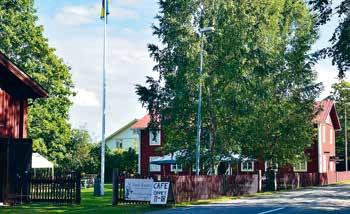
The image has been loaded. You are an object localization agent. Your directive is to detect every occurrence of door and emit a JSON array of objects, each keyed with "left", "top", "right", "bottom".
[{"left": 0, "top": 141, "right": 7, "bottom": 202}]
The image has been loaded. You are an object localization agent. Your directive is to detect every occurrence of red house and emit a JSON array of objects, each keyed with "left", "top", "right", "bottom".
[
  {"left": 131, "top": 115, "right": 192, "bottom": 176},
  {"left": 236, "top": 100, "right": 341, "bottom": 185},
  {"left": 134, "top": 99, "right": 341, "bottom": 179},
  {"left": 0, "top": 52, "right": 48, "bottom": 203}
]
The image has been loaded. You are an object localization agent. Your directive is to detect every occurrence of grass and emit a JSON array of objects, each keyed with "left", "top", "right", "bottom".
[
  {"left": 0, "top": 184, "right": 164, "bottom": 214},
  {"left": 335, "top": 179, "right": 350, "bottom": 185}
]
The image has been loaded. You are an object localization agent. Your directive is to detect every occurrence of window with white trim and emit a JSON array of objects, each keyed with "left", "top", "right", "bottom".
[
  {"left": 322, "top": 124, "right": 326, "bottom": 143},
  {"left": 149, "top": 130, "right": 161, "bottom": 146},
  {"left": 330, "top": 161, "right": 334, "bottom": 171},
  {"left": 323, "top": 155, "right": 327, "bottom": 172},
  {"left": 171, "top": 164, "right": 183, "bottom": 172},
  {"left": 149, "top": 156, "right": 161, "bottom": 172},
  {"left": 241, "top": 161, "right": 254, "bottom": 172},
  {"left": 330, "top": 129, "right": 333, "bottom": 144},
  {"left": 265, "top": 161, "right": 278, "bottom": 171},
  {"left": 293, "top": 161, "right": 308, "bottom": 172}
]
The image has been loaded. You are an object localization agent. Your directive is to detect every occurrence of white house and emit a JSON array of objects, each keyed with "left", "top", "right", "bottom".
[{"left": 105, "top": 119, "right": 139, "bottom": 153}]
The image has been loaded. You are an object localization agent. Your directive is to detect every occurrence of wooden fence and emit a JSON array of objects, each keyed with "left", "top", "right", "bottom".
[
  {"left": 171, "top": 175, "right": 259, "bottom": 202},
  {"left": 30, "top": 172, "right": 81, "bottom": 204}
]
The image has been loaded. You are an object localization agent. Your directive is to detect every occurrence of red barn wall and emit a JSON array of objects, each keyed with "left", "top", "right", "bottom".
[{"left": 0, "top": 89, "right": 27, "bottom": 139}]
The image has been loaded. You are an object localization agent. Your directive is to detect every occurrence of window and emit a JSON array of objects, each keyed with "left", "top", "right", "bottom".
[
  {"left": 115, "top": 140, "right": 123, "bottom": 149},
  {"left": 241, "top": 161, "right": 254, "bottom": 172},
  {"left": 322, "top": 124, "right": 326, "bottom": 143},
  {"left": 294, "top": 161, "right": 307, "bottom": 172},
  {"left": 330, "top": 130, "right": 333, "bottom": 144},
  {"left": 171, "top": 164, "right": 183, "bottom": 172},
  {"left": 149, "top": 156, "right": 161, "bottom": 172},
  {"left": 149, "top": 130, "right": 161, "bottom": 146},
  {"left": 330, "top": 161, "right": 334, "bottom": 171},
  {"left": 265, "top": 161, "right": 278, "bottom": 171},
  {"left": 323, "top": 155, "right": 327, "bottom": 172}
]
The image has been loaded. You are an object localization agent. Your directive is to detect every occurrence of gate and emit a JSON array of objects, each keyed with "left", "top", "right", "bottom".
[{"left": 0, "top": 138, "right": 32, "bottom": 204}]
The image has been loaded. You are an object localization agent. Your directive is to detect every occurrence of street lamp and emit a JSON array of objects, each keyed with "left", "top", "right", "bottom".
[
  {"left": 345, "top": 102, "right": 350, "bottom": 171},
  {"left": 196, "top": 26, "right": 215, "bottom": 176},
  {"left": 342, "top": 88, "right": 350, "bottom": 171}
]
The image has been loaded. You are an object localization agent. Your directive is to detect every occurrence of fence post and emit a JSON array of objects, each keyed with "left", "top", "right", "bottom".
[
  {"left": 75, "top": 172, "right": 81, "bottom": 204},
  {"left": 297, "top": 173, "right": 300, "bottom": 189},
  {"left": 274, "top": 171, "right": 277, "bottom": 191},
  {"left": 112, "top": 169, "right": 119, "bottom": 206},
  {"left": 258, "top": 170, "right": 262, "bottom": 192}
]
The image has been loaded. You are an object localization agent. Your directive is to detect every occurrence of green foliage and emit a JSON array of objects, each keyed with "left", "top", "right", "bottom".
[
  {"left": 90, "top": 145, "right": 138, "bottom": 181},
  {"left": 59, "top": 128, "right": 99, "bottom": 174},
  {"left": 137, "top": 0, "right": 321, "bottom": 171},
  {"left": 310, "top": 0, "right": 350, "bottom": 78},
  {"left": 331, "top": 80, "right": 350, "bottom": 160},
  {"left": 0, "top": 0, "right": 74, "bottom": 164}
]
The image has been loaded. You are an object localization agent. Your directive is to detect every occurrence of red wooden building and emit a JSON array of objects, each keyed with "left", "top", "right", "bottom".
[
  {"left": 131, "top": 115, "right": 193, "bottom": 176},
  {"left": 133, "top": 100, "right": 341, "bottom": 179},
  {"left": 0, "top": 51, "right": 48, "bottom": 203}
]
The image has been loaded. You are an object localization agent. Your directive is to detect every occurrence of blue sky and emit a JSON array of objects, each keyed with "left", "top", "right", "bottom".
[{"left": 34, "top": 0, "right": 342, "bottom": 140}]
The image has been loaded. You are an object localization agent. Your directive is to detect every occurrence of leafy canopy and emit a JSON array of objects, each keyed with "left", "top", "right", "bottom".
[
  {"left": 137, "top": 0, "right": 321, "bottom": 171},
  {"left": 0, "top": 0, "right": 74, "bottom": 164}
]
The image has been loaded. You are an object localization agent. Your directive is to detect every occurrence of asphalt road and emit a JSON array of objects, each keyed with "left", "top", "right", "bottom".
[{"left": 148, "top": 184, "right": 350, "bottom": 214}]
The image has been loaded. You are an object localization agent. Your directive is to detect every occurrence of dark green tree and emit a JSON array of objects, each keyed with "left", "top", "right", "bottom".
[
  {"left": 59, "top": 128, "right": 99, "bottom": 174},
  {"left": 330, "top": 80, "right": 350, "bottom": 168},
  {"left": 310, "top": 0, "right": 350, "bottom": 78},
  {"left": 137, "top": 0, "right": 321, "bottom": 172},
  {"left": 0, "top": 0, "right": 74, "bottom": 164}
]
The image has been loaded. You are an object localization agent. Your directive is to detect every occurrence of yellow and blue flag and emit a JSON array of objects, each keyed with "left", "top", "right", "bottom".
[{"left": 100, "top": 0, "right": 110, "bottom": 19}]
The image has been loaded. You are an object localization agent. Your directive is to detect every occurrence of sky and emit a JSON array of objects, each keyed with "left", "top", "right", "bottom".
[{"left": 34, "top": 0, "right": 343, "bottom": 141}]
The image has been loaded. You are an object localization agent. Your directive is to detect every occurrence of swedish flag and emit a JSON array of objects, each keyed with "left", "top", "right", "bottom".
[{"left": 100, "top": 0, "right": 110, "bottom": 19}]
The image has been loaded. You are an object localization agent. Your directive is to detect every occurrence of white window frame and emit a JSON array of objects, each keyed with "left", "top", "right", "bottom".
[
  {"left": 293, "top": 161, "right": 308, "bottom": 172},
  {"left": 330, "top": 129, "right": 333, "bottom": 145},
  {"left": 322, "top": 124, "right": 326, "bottom": 144},
  {"left": 149, "top": 156, "right": 161, "bottom": 172},
  {"left": 171, "top": 164, "right": 183, "bottom": 172},
  {"left": 241, "top": 161, "right": 254, "bottom": 172},
  {"left": 330, "top": 161, "right": 334, "bottom": 171},
  {"left": 149, "top": 130, "right": 161, "bottom": 146},
  {"left": 323, "top": 155, "right": 327, "bottom": 172},
  {"left": 265, "top": 161, "right": 278, "bottom": 171}
]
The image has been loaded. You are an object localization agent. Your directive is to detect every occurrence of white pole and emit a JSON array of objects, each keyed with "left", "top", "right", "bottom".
[
  {"left": 196, "top": 32, "right": 204, "bottom": 176},
  {"left": 100, "top": 0, "right": 107, "bottom": 196},
  {"left": 346, "top": 106, "right": 348, "bottom": 171}
]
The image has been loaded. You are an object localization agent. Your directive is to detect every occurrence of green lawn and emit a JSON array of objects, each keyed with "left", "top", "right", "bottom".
[{"left": 0, "top": 184, "right": 164, "bottom": 214}]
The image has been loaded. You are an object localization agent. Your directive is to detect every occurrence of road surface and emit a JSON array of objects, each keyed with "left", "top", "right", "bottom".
[{"left": 149, "top": 184, "right": 350, "bottom": 214}]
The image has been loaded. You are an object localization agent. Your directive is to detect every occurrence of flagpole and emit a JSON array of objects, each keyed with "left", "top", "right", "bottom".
[{"left": 100, "top": 0, "right": 107, "bottom": 196}]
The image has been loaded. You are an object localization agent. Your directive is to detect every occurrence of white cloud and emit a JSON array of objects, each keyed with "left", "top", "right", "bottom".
[
  {"left": 110, "top": 7, "right": 139, "bottom": 19},
  {"left": 119, "top": 0, "right": 145, "bottom": 6},
  {"left": 54, "top": 5, "right": 98, "bottom": 26},
  {"left": 54, "top": 4, "right": 138, "bottom": 27},
  {"left": 71, "top": 88, "right": 99, "bottom": 107}
]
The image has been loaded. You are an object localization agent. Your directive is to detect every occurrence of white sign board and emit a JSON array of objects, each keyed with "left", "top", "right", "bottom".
[
  {"left": 125, "top": 178, "right": 153, "bottom": 201},
  {"left": 150, "top": 182, "right": 170, "bottom": 205}
]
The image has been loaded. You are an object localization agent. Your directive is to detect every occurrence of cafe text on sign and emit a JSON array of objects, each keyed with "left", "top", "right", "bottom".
[{"left": 150, "top": 182, "right": 170, "bottom": 205}]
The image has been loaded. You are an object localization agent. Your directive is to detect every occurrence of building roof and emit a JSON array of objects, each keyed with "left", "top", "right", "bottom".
[
  {"left": 133, "top": 100, "right": 342, "bottom": 131},
  {"left": 32, "top": 153, "right": 54, "bottom": 169},
  {"left": 0, "top": 51, "right": 48, "bottom": 98},
  {"left": 131, "top": 114, "right": 151, "bottom": 130},
  {"left": 105, "top": 119, "right": 138, "bottom": 141},
  {"left": 314, "top": 99, "right": 341, "bottom": 130}
]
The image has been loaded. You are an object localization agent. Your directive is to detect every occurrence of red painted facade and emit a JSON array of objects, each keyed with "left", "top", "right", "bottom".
[
  {"left": 135, "top": 100, "right": 341, "bottom": 177},
  {"left": 0, "top": 89, "right": 28, "bottom": 139},
  {"left": 0, "top": 51, "right": 47, "bottom": 139}
]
